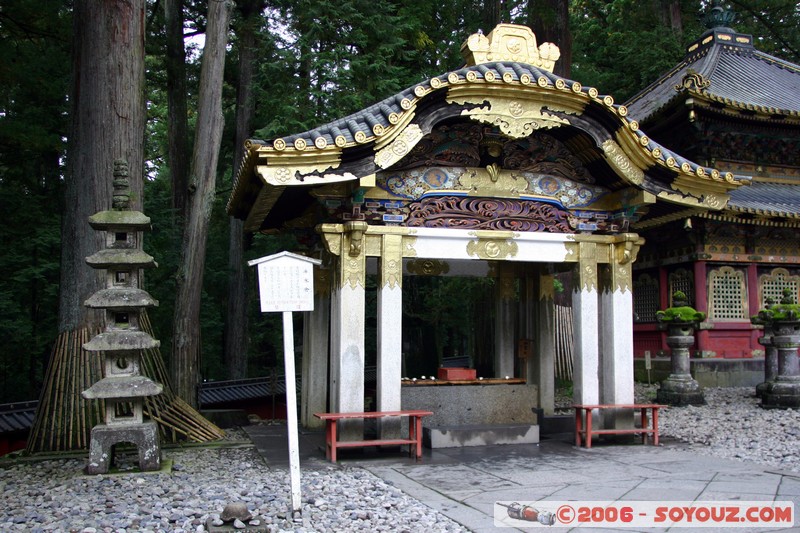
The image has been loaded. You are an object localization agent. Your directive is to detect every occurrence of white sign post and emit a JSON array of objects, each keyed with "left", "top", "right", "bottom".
[{"left": 248, "top": 251, "right": 321, "bottom": 519}]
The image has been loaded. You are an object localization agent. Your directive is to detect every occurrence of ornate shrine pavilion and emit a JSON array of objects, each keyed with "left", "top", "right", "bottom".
[
  {"left": 228, "top": 24, "right": 750, "bottom": 440},
  {"left": 625, "top": 7, "right": 800, "bottom": 377}
]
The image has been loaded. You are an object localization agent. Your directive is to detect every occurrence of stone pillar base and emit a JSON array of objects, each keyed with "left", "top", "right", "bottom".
[
  {"left": 755, "top": 380, "right": 772, "bottom": 399},
  {"left": 87, "top": 421, "right": 161, "bottom": 474},
  {"left": 762, "top": 380, "right": 800, "bottom": 409},
  {"left": 656, "top": 376, "right": 705, "bottom": 406}
]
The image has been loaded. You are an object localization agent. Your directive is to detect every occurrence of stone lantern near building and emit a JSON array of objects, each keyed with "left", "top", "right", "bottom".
[
  {"left": 753, "top": 297, "right": 778, "bottom": 399},
  {"left": 753, "top": 288, "right": 800, "bottom": 409},
  {"left": 81, "top": 159, "right": 163, "bottom": 474},
  {"left": 655, "top": 291, "right": 706, "bottom": 406}
]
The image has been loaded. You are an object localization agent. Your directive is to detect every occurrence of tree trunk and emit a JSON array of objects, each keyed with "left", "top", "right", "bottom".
[
  {"left": 664, "top": 0, "right": 683, "bottom": 35},
  {"left": 164, "top": 0, "right": 190, "bottom": 217},
  {"left": 224, "top": 0, "right": 264, "bottom": 379},
  {"left": 31, "top": 0, "right": 145, "bottom": 452},
  {"left": 171, "top": 0, "right": 232, "bottom": 407},
  {"left": 527, "top": 0, "right": 571, "bottom": 78},
  {"left": 483, "top": 0, "right": 503, "bottom": 30},
  {"left": 59, "top": 0, "right": 146, "bottom": 331}
]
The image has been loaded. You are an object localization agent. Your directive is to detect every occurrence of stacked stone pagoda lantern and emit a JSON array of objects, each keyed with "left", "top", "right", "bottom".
[
  {"left": 655, "top": 291, "right": 706, "bottom": 406},
  {"left": 81, "top": 159, "right": 163, "bottom": 474},
  {"left": 753, "top": 288, "right": 800, "bottom": 409}
]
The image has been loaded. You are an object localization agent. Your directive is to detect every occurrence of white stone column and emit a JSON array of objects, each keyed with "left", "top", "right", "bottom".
[
  {"left": 599, "top": 256, "right": 635, "bottom": 429},
  {"left": 329, "top": 222, "right": 367, "bottom": 440},
  {"left": 301, "top": 267, "right": 330, "bottom": 429},
  {"left": 494, "top": 263, "right": 516, "bottom": 378},
  {"left": 533, "top": 271, "right": 556, "bottom": 415},
  {"left": 377, "top": 234, "right": 403, "bottom": 439},
  {"left": 572, "top": 242, "right": 599, "bottom": 408}
]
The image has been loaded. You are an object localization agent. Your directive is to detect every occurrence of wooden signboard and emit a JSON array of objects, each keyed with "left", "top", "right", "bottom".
[{"left": 248, "top": 251, "right": 322, "bottom": 518}]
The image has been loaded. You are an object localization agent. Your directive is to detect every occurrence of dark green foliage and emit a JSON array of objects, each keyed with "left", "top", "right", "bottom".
[
  {"left": 570, "top": 0, "right": 704, "bottom": 101},
  {"left": 402, "top": 276, "right": 496, "bottom": 377},
  {"left": 730, "top": 0, "right": 800, "bottom": 63},
  {"left": 0, "top": 0, "right": 69, "bottom": 402}
]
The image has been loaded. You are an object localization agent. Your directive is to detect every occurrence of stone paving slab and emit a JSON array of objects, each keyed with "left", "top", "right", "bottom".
[{"left": 247, "top": 426, "right": 799, "bottom": 532}]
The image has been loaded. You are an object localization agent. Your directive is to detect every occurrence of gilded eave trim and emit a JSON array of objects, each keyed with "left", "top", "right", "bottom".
[
  {"left": 688, "top": 89, "right": 800, "bottom": 124},
  {"left": 698, "top": 210, "right": 800, "bottom": 227}
]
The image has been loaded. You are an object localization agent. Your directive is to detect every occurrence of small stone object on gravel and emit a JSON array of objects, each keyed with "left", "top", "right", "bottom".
[{"left": 220, "top": 501, "right": 252, "bottom": 522}]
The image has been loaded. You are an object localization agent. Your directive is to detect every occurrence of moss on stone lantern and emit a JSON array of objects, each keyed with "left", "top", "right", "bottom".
[
  {"left": 752, "top": 288, "right": 800, "bottom": 325},
  {"left": 751, "top": 288, "right": 800, "bottom": 409},
  {"left": 656, "top": 291, "right": 706, "bottom": 325},
  {"left": 656, "top": 291, "right": 706, "bottom": 406}
]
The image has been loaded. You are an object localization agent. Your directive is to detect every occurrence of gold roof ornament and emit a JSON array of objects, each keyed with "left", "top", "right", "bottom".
[{"left": 461, "top": 24, "right": 561, "bottom": 72}]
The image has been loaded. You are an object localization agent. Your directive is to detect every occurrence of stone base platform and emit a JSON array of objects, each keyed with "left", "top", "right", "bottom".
[
  {"left": 424, "top": 424, "right": 539, "bottom": 448},
  {"left": 87, "top": 421, "right": 161, "bottom": 475}
]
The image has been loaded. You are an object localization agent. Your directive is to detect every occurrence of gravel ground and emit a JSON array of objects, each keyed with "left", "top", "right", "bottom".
[
  {"left": 0, "top": 442, "right": 469, "bottom": 533},
  {"left": 651, "top": 386, "right": 800, "bottom": 473},
  {"left": 3, "top": 384, "right": 799, "bottom": 531}
]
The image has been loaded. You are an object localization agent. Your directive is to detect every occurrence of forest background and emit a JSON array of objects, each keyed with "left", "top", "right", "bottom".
[{"left": 1, "top": 0, "right": 798, "bottom": 405}]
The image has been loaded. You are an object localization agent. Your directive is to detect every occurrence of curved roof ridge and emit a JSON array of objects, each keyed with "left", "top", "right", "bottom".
[
  {"left": 694, "top": 41, "right": 722, "bottom": 79},
  {"left": 754, "top": 48, "right": 800, "bottom": 75},
  {"left": 248, "top": 60, "right": 589, "bottom": 151}
]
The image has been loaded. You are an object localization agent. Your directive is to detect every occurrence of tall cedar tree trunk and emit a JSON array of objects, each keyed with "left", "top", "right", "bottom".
[
  {"left": 31, "top": 0, "right": 145, "bottom": 451},
  {"left": 171, "top": 0, "right": 232, "bottom": 407},
  {"left": 527, "top": 0, "right": 571, "bottom": 78},
  {"left": 165, "top": 0, "right": 190, "bottom": 217},
  {"left": 657, "top": 0, "right": 683, "bottom": 35},
  {"left": 224, "top": 0, "right": 264, "bottom": 379},
  {"left": 59, "top": 0, "right": 146, "bottom": 331},
  {"left": 483, "top": 0, "right": 504, "bottom": 29}
]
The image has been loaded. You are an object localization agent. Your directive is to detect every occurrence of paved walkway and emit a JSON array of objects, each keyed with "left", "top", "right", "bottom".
[{"left": 244, "top": 425, "right": 800, "bottom": 532}]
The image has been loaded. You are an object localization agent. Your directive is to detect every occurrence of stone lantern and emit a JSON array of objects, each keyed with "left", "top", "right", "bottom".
[
  {"left": 753, "top": 297, "right": 778, "bottom": 399},
  {"left": 655, "top": 291, "right": 706, "bottom": 406},
  {"left": 753, "top": 288, "right": 800, "bottom": 409},
  {"left": 81, "top": 159, "right": 163, "bottom": 474}
]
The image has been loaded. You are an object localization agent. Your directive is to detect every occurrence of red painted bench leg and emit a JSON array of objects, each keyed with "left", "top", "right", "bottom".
[
  {"left": 414, "top": 416, "right": 423, "bottom": 459},
  {"left": 585, "top": 408, "right": 593, "bottom": 449},
  {"left": 328, "top": 420, "right": 338, "bottom": 463},
  {"left": 575, "top": 407, "right": 582, "bottom": 447},
  {"left": 652, "top": 407, "right": 660, "bottom": 446},
  {"left": 640, "top": 408, "right": 649, "bottom": 445}
]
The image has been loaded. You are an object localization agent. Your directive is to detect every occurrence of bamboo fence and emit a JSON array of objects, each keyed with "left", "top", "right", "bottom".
[{"left": 554, "top": 304, "right": 574, "bottom": 381}]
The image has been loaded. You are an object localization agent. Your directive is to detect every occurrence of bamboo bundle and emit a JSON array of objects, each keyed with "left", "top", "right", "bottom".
[
  {"left": 554, "top": 305, "right": 574, "bottom": 381},
  {"left": 26, "top": 310, "right": 224, "bottom": 454}
]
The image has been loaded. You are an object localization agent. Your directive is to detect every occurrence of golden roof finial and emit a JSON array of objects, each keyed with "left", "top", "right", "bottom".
[{"left": 461, "top": 23, "right": 560, "bottom": 72}]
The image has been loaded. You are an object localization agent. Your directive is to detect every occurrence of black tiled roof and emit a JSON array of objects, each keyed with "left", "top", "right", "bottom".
[
  {"left": 626, "top": 29, "right": 800, "bottom": 122},
  {"left": 728, "top": 181, "right": 800, "bottom": 218},
  {"left": 248, "top": 61, "right": 570, "bottom": 150},
  {"left": 198, "top": 368, "right": 378, "bottom": 406},
  {"left": 198, "top": 376, "right": 296, "bottom": 405},
  {"left": 0, "top": 401, "right": 37, "bottom": 434}
]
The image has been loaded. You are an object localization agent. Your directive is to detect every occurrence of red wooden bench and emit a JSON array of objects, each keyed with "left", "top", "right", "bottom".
[
  {"left": 573, "top": 403, "right": 667, "bottom": 449},
  {"left": 314, "top": 410, "right": 433, "bottom": 463}
]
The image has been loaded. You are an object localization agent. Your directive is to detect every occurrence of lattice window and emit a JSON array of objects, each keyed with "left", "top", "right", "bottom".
[
  {"left": 708, "top": 266, "right": 747, "bottom": 320},
  {"left": 668, "top": 268, "right": 694, "bottom": 307},
  {"left": 633, "top": 273, "right": 659, "bottom": 322},
  {"left": 759, "top": 268, "right": 800, "bottom": 307}
]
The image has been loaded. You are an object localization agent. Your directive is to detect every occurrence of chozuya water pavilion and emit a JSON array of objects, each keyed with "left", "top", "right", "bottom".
[{"left": 228, "top": 24, "right": 748, "bottom": 443}]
